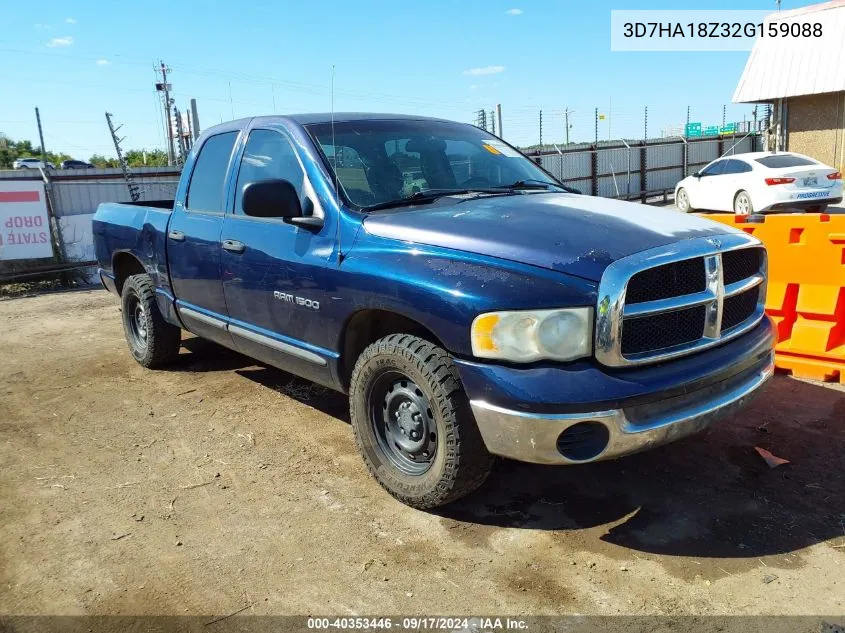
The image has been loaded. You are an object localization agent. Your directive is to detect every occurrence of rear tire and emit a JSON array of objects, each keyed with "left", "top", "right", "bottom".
[
  {"left": 676, "top": 187, "right": 694, "bottom": 213},
  {"left": 733, "top": 190, "right": 754, "bottom": 215},
  {"left": 349, "top": 334, "right": 494, "bottom": 509},
  {"left": 120, "top": 274, "right": 181, "bottom": 368}
]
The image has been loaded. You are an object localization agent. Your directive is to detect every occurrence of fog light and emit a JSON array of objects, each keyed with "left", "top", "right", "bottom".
[{"left": 556, "top": 422, "right": 610, "bottom": 461}]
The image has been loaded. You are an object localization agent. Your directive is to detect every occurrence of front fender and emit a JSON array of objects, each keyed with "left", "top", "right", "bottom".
[{"left": 333, "top": 235, "right": 597, "bottom": 357}]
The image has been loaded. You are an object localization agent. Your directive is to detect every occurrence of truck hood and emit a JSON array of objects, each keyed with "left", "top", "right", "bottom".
[{"left": 362, "top": 193, "right": 739, "bottom": 282}]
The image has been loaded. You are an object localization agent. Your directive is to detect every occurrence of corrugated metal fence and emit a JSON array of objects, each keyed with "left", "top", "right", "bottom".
[
  {"left": 0, "top": 167, "right": 181, "bottom": 282},
  {"left": 528, "top": 134, "right": 764, "bottom": 199}
]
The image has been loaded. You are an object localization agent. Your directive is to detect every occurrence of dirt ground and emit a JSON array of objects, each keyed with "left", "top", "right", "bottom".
[{"left": 1, "top": 289, "right": 844, "bottom": 618}]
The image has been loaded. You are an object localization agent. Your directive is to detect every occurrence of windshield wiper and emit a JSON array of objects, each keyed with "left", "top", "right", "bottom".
[
  {"left": 494, "top": 179, "right": 568, "bottom": 191},
  {"left": 363, "top": 188, "right": 505, "bottom": 212},
  {"left": 496, "top": 178, "right": 560, "bottom": 190}
]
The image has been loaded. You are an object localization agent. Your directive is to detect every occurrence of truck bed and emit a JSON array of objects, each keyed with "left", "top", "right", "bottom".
[{"left": 92, "top": 201, "right": 174, "bottom": 294}]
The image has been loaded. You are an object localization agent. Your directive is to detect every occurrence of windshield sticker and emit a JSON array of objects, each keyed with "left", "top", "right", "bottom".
[{"left": 482, "top": 140, "right": 521, "bottom": 158}]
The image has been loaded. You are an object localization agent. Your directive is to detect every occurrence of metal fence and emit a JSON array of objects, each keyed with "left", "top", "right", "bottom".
[
  {"left": 0, "top": 167, "right": 181, "bottom": 283},
  {"left": 526, "top": 133, "right": 765, "bottom": 200}
]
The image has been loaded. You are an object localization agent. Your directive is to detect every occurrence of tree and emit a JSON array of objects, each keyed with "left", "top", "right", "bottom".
[
  {"left": 0, "top": 132, "right": 170, "bottom": 170},
  {"left": 123, "top": 149, "right": 169, "bottom": 167},
  {"left": 88, "top": 154, "right": 119, "bottom": 169}
]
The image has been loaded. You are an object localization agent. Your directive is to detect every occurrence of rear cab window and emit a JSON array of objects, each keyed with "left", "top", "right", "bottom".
[
  {"left": 186, "top": 131, "right": 238, "bottom": 212},
  {"left": 755, "top": 154, "right": 817, "bottom": 169}
]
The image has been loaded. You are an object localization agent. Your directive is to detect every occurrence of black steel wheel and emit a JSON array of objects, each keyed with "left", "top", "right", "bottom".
[
  {"left": 369, "top": 371, "right": 439, "bottom": 475},
  {"left": 349, "top": 334, "right": 494, "bottom": 509},
  {"left": 120, "top": 274, "right": 181, "bottom": 368}
]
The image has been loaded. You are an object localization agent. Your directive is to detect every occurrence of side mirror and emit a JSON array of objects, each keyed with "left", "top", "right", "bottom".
[
  {"left": 242, "top": 179, "right": 323, "bottom": 228},
  {"left": 242, "top": 179, "right": 302, "bottom": 218},
  {"left": 691, "top": 172, "right": 701, "bottom": 179}
]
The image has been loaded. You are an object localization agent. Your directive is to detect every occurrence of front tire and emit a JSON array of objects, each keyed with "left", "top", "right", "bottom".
[
  {"left": 734, "top": 190, "right": 754, "bottom": 215},
  {"left": 120, "top": 274, "right": 181, "bottom": 368},
  {"left": 676, "top": 187, "right": 694, "bottom": 213},
  {"left": 349, "top": 334, "right": 494, "bottom": 509}
]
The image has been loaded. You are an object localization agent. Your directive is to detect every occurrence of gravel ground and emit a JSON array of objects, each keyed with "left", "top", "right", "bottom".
[{"left": 1, "top": 289, "right": 844, "bottom": 619}]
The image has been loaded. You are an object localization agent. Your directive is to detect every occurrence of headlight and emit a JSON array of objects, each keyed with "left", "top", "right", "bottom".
[{"left": 470, "top": 307, "right": 593, "bottom": 363}]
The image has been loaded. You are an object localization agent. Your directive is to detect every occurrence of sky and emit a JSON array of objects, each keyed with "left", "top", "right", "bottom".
[{"left": 0, "top": 0, "right": 812, "bottom": 160}]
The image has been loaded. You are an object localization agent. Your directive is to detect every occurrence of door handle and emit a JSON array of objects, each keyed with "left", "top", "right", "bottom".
[
  {"left": 168, "top": 230, "right": 185, "bottom": 242},
  {"left": 222, "top": 239, "right": 246, "bottom": 254}
]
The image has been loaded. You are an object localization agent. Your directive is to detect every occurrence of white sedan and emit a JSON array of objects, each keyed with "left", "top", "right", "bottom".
[{"left": 675, "top": 151, "right": 842, "bottom": 214}]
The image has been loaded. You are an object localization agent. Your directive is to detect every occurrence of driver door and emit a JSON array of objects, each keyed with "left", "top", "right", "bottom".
[
  {"left": 220, "top": 126, "right": 336, "bottom": 386},
  {"left": 692, "top": 159, "right": 727, "bottom": 210}
]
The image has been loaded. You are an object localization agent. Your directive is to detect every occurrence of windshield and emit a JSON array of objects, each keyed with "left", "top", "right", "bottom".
[{"left": 306, "top": 119, "right": 563, "bottom": 209}]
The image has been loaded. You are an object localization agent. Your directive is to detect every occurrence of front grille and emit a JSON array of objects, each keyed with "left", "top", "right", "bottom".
[
  {"left": 601, "top": 240, "right": 767, "bottom": 365},
  {"left": 723, "top": 248, "right": 763, "bottom": 286},
  {"left": 621, "top": 305, "right": 707, "bottom": 355},
  {"left": 626, "top": 258, "right": 705, "bottom": 304},
  {"left": 723, "top": 286, "right": 759, "bottom": 330}
]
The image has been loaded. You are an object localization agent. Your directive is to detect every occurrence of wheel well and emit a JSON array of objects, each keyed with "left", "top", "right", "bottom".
[
  {"left": 340, "top": 309, "right": 446, "bottom": 390},
  {"left": 112, "top": 252, "right": 146, "bottom": 294}
]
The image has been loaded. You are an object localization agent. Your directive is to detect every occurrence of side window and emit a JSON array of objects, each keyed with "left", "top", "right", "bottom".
[
  {"left": 721, "top": 160, "right": 740, "bottom": 175},
  {"left": 234, "top": 129, "right": 305, "bottom": 215},
  {"left": 186, "top": 131, "right": 238, "bottom": 212},
  {"left": 722, "top": 159, "right": 752, "bottom": 175},
  {"left": 700, "top": 160, "right": 725, "bottom": 177}
]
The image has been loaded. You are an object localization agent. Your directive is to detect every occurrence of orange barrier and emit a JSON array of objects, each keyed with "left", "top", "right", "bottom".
[{"left": 698, "top": 213, "right": 845, "bottom": 383}]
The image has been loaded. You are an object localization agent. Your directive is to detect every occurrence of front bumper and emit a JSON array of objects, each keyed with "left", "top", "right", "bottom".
[{"left": 470, "top": 351, "right": 774, "bottom": 464}]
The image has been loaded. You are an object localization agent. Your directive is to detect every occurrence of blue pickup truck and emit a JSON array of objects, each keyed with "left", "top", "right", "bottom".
[{"left": 93, "top": 114, "right": 775, "bottom": 509}]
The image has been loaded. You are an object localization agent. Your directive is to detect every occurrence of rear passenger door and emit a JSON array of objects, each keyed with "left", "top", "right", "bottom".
[
  {"left": 220, "top": 126, "right": 336, "bottom": 385},
  {"left": 168, "top": 130, "right": 238, "bottom": 346},
  {"left": 719, "top": 159, "right": 752, "bottom": 211}
]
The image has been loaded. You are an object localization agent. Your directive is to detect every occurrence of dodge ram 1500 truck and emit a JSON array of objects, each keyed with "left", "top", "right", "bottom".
[{"left": 93, "top": 114, "right": 775, "bottom": 509}]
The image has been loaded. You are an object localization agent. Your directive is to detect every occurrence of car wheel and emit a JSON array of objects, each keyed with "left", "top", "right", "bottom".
[
  {"left": 121, "top": 274, "right": 181, "bottom": 368},
  {"left": 676, "top": 187, "right": 694, "bottom": 213},
  {"left": 349, "top": 334, "right": 494, "bottom": 509},
  {"left": 734, "top": 190, "right": 754, "bottom": 215}
]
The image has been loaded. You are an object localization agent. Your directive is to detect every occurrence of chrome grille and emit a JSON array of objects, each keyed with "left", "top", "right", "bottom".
[
  {"left": 594, "top": 234, "right": 767, "bottom": 367},
  {"left": 626, "top": 258, "right": 705, "bottom": 303}
]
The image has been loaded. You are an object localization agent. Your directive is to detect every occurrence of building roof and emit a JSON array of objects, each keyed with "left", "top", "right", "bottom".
[{"left": 733, "top": 0, "right": 845, "bottom": 103}]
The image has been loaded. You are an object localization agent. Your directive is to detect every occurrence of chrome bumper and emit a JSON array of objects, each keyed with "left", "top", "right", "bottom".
[{"left": 469, "top": 353, "right": 775, "bottom": 465}]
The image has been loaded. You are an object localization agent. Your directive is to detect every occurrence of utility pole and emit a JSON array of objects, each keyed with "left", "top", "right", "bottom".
[
  {"left": 722, "top": 104, "right": 726, "bottom": 130},
  {"left": 539, "top": 110, "right": 543, "bottom": 148},
  {"left": 106, "top": 112, "right": 141, "bottom": 202},
  {"left": 564, "top": 108, "right": 571, "bottom": 145},
  {"left": 594, "top": 108, "right": 599, "bottom": 145},
  {"left": 155, "top": 61, "right": 175, "bottom": 166},
  {"left": 475, "top": 109, "right": 487, "bottom": 131},
  {"left": 496, "top": 103, "right": 503, "bottom": 139},
  {"left": 644, "top": 106, "right": 648, "bottom": 140},
  {"left": 34, "top": 107, "right": 48, "bottom": 165},
  {"left": 186, "top": 111, "right": 194, "bottom": 147},
  {"left": 190, "top": 98, "right": 201, "bottom": 140},
  {"left": 173, "top": 104, "right": 187, "bottom": 165}
]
